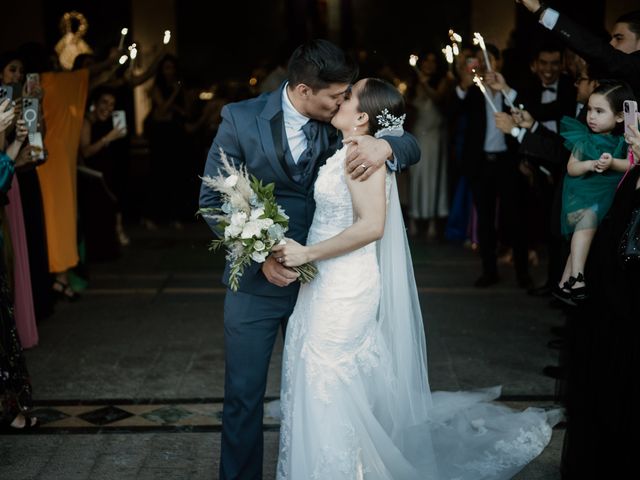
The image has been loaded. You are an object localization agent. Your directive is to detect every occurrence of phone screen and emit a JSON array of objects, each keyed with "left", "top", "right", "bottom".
[
  {"left": 112, "top": 110, "right": 127, "bottom": 134},
  {"left": 624, "top": 100, "right": 639, "bottom": 135},
  {"left": 25, "top": 74, "right": 40, "bottom": 96}
]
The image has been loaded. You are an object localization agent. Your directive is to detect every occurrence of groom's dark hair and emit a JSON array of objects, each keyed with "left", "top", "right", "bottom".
[{"left": 287, "top": 39, "right": 358, "bottom": 91}]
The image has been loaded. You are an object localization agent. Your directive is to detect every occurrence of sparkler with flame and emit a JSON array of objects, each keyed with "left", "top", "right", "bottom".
[
  {"left": 118, "top": 27, "right": 128, "bottom": 51},
  {"left": 473, "top": 73, "right": 498, "bottom": 113}
]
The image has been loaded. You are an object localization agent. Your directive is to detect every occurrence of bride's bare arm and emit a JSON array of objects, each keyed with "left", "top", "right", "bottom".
[{"left": 272, "top": 167, "right": 387, "bottom": 267}]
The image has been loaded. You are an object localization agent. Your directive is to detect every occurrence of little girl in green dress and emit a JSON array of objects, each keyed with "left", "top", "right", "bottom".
[{"left": 555, "top": 80, "right": 635, "bottom": 304}]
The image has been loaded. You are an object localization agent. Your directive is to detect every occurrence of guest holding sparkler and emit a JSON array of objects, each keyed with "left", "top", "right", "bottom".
[
  {"left": 408, "top": 51, "right": 453, "bottom": 240},
  {"left": 454, "top": 43, "right": 531, "bottom": 288}
]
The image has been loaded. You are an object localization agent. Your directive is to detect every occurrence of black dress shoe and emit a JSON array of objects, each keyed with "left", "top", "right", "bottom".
[
  {"left": 474, "top": 273, "right": 499, "bottom": 288},
  {"left": 551, "top": 285, "right": 576, "bottom": 306},
  {"left": 542, "top": 365, "right": 567, "bottom": 379},
  {"left": 569, "top": 273, "right": 588, "bottom": 302},
  {"left": 528, "top": 284, "right": 552, "bottom": 297}
]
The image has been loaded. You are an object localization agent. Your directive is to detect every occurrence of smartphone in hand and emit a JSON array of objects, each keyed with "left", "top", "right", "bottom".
[
  {"left": 22, "top": 97, "right": 45, "bottom": 163},
  {"left": 112, "top": 110, "right": 127, "bottom": 135},
  {"left": 624, "top": 100, "right": 638, "bottom": 135},
  {"left": 25, "top": 73, "right": 40, "bottom": 96},
  {"left": 0, "top": 85, "right": 14, "bottom": 109},
  {"left": 22, "top": 97, "right": 39, "bottom": 134}
]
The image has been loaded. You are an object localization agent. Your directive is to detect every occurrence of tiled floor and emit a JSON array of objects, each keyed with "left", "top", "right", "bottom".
[
  {"left": 29, "top": 399, "right": 281, "bottom": 432},
  {"left": 1, "top": 223, "right": 565, "bottom": 479}
]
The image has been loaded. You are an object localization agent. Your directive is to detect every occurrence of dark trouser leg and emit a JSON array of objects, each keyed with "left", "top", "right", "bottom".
[
  {"left": 220, "top": 290, "right": 295, "bottom": 480},
  {"left": 498, "top": 159, "right": 529, "bottom": 279},
  {"left": 471, "top": 164, "right": 498, "bottom": 276},
  {"left": 548, "top": 176, "right": 566, "bottom": 285}
]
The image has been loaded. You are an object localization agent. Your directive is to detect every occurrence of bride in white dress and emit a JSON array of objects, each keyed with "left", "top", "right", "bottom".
[{"left": 271, "top": 78, "right": 560, "bottom": 480}]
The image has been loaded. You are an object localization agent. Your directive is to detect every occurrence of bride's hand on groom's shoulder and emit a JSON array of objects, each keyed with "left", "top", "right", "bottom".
[
  {"left": 261, "top": 254, "right": 300, "bottom": 287},
  {"left": 343, "top": 136, "right": 390, "bottom": 181},
  {"left": 271, "top": 239, "right": 309, "bottom": 269}
]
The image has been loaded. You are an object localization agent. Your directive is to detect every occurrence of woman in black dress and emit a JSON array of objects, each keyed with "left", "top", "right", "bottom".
[
  {"left": 562, "top": 125, "right": 640, "bottom": 478},
  {"left": 79, "top": 86, "right": 128, "bottom": 260}
]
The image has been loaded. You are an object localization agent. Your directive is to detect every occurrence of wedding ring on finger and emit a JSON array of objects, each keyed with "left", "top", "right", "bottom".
[{"left": 359, "top": 164, "right": 368, "bottom": 171}]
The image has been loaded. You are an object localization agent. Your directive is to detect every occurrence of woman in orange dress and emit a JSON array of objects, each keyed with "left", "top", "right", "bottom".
[{"left": 37, "top": 68, "right": 89, "bottom": 300}]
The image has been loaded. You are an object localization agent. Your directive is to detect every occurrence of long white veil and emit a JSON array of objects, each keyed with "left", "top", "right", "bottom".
[
  {"left": 376, "top": 174, "right": 563, "bottom": 479},
  {"left": 377, "top": 174, "right": 432, "bottom": 424}
]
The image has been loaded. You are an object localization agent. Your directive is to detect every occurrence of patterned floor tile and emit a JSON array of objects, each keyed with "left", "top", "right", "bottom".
[
  {"left": 117, "top": 404, "right": 166, "bottom": 416},
  {"left": 140, "top": 405, "right": 194, "bottom": 425},
  {"left": 106, "top": 416, "right": 161, "bottom": 427},
  {"left": 78, "top": 406, "right": 134, "bottom": 426},
  {"left": 43, "top": 416, "right": 96, "bottom": 428},
  {"left": 27, "top": 400, "right": 282, "bottom": 431},
  {"left": 31, "top": 408, "right": 70, "bottom": 425}
]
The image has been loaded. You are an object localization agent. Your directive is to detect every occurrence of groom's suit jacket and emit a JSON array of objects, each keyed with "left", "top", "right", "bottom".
[{"left": 200, "top": 83, "right": 420, "bottom": 297}]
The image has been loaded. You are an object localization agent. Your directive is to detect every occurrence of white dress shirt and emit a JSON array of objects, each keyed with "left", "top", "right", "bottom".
[
  {"left": 282, "top": 83, "right": 311, "bottom": 164},
  {"left": 457, "top": 86, "right": 517, "bottom": 152},
  {"left": 541, "top": 79, "right": 559, "bottom": 133}
]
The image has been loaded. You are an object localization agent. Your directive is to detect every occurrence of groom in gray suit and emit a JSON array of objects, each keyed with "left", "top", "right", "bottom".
[{"left": 199, "top": 39, "right": 420, "bottom": 479}]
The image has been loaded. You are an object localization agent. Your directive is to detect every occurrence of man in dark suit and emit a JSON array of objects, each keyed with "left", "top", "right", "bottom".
[
  {"left": 520, "top": 42, "right": 577, "bottom": 135},
  {"left": 455, "top": 44, "right": 531, "bottom": 288},
  {"left": 516, "top": 1, "right": 640, "bottom": 97},
  {"left": 495, "top": 63, "right": 597, "bottom": 302},
  {"left": 516, "top": 42, "right": 577, "bottom": 295},
  {"left": 199, "top": 39, "right": 420, "bottom": 480}
]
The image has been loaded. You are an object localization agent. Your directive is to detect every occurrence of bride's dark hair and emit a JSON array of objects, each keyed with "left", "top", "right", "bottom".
[{"left": 357, "top": 78, "right": 405, "bottom": 135}]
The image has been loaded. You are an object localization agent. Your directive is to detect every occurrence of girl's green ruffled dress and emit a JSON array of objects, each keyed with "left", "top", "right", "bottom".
[{"left": 560, "top": 116, "right": 628, "bottom": 236}]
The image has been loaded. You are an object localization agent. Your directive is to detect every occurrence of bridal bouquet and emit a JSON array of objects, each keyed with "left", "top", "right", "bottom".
[{"left": 198, "top": 149, "right": 318, "bottom": 292}]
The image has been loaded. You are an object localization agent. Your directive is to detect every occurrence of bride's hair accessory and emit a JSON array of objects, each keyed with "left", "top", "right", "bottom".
[{"left": 374, "top": 108, "right": 406, "bottom": 138}]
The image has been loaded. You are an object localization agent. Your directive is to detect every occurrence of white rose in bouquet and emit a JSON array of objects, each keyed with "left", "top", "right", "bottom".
[
  {"left": 230, "top": 211, "right": 248, "bottom": 227},
  {"left": 224, "top": 224, "right": 243, "bottom": 239},
  {"left": 241, "top": 221, "right": 262, "bottom": 239},
  {"left": 224, "top": 174, "right": 239, "bottom": 188},
  {"left": 250, "top": 250, "right": 269, "bottom": 263},
  {"left": 250, "top": 207, "right": 265, "bottom": 220}
]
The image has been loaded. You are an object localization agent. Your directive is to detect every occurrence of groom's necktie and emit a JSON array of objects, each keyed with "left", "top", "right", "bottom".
[{"left": 294, "top": 119, "right": 321, "bottom": 184}]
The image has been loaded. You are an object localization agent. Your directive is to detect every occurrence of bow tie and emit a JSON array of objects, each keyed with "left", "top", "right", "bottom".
[{"left": 542, "top": 86, "right": 557, "bottom": 93}]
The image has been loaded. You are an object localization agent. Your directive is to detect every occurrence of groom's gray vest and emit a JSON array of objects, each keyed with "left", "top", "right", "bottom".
[{"left": 199, "top": 84, "right": 340, "bottom": 297}]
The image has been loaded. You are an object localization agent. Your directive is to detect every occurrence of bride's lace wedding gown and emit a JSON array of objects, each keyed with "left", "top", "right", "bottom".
[{"left": 276, "top": 146, "right": 560, "bottom": 480}]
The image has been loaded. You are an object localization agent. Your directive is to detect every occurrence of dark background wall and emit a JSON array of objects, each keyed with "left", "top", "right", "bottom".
[{"left": 0, "top": 0, "right": 623, "bottom": 85}]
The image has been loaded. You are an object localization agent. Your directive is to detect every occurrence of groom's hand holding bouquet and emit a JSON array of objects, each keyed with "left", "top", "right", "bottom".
[{"left": 198, "top": 149, "right": 318, "bottom": 292}]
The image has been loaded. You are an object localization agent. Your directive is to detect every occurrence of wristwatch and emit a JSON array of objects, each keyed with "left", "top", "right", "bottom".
[{"left": 533, "top": 2, "right": 548, "bottom": 19}]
